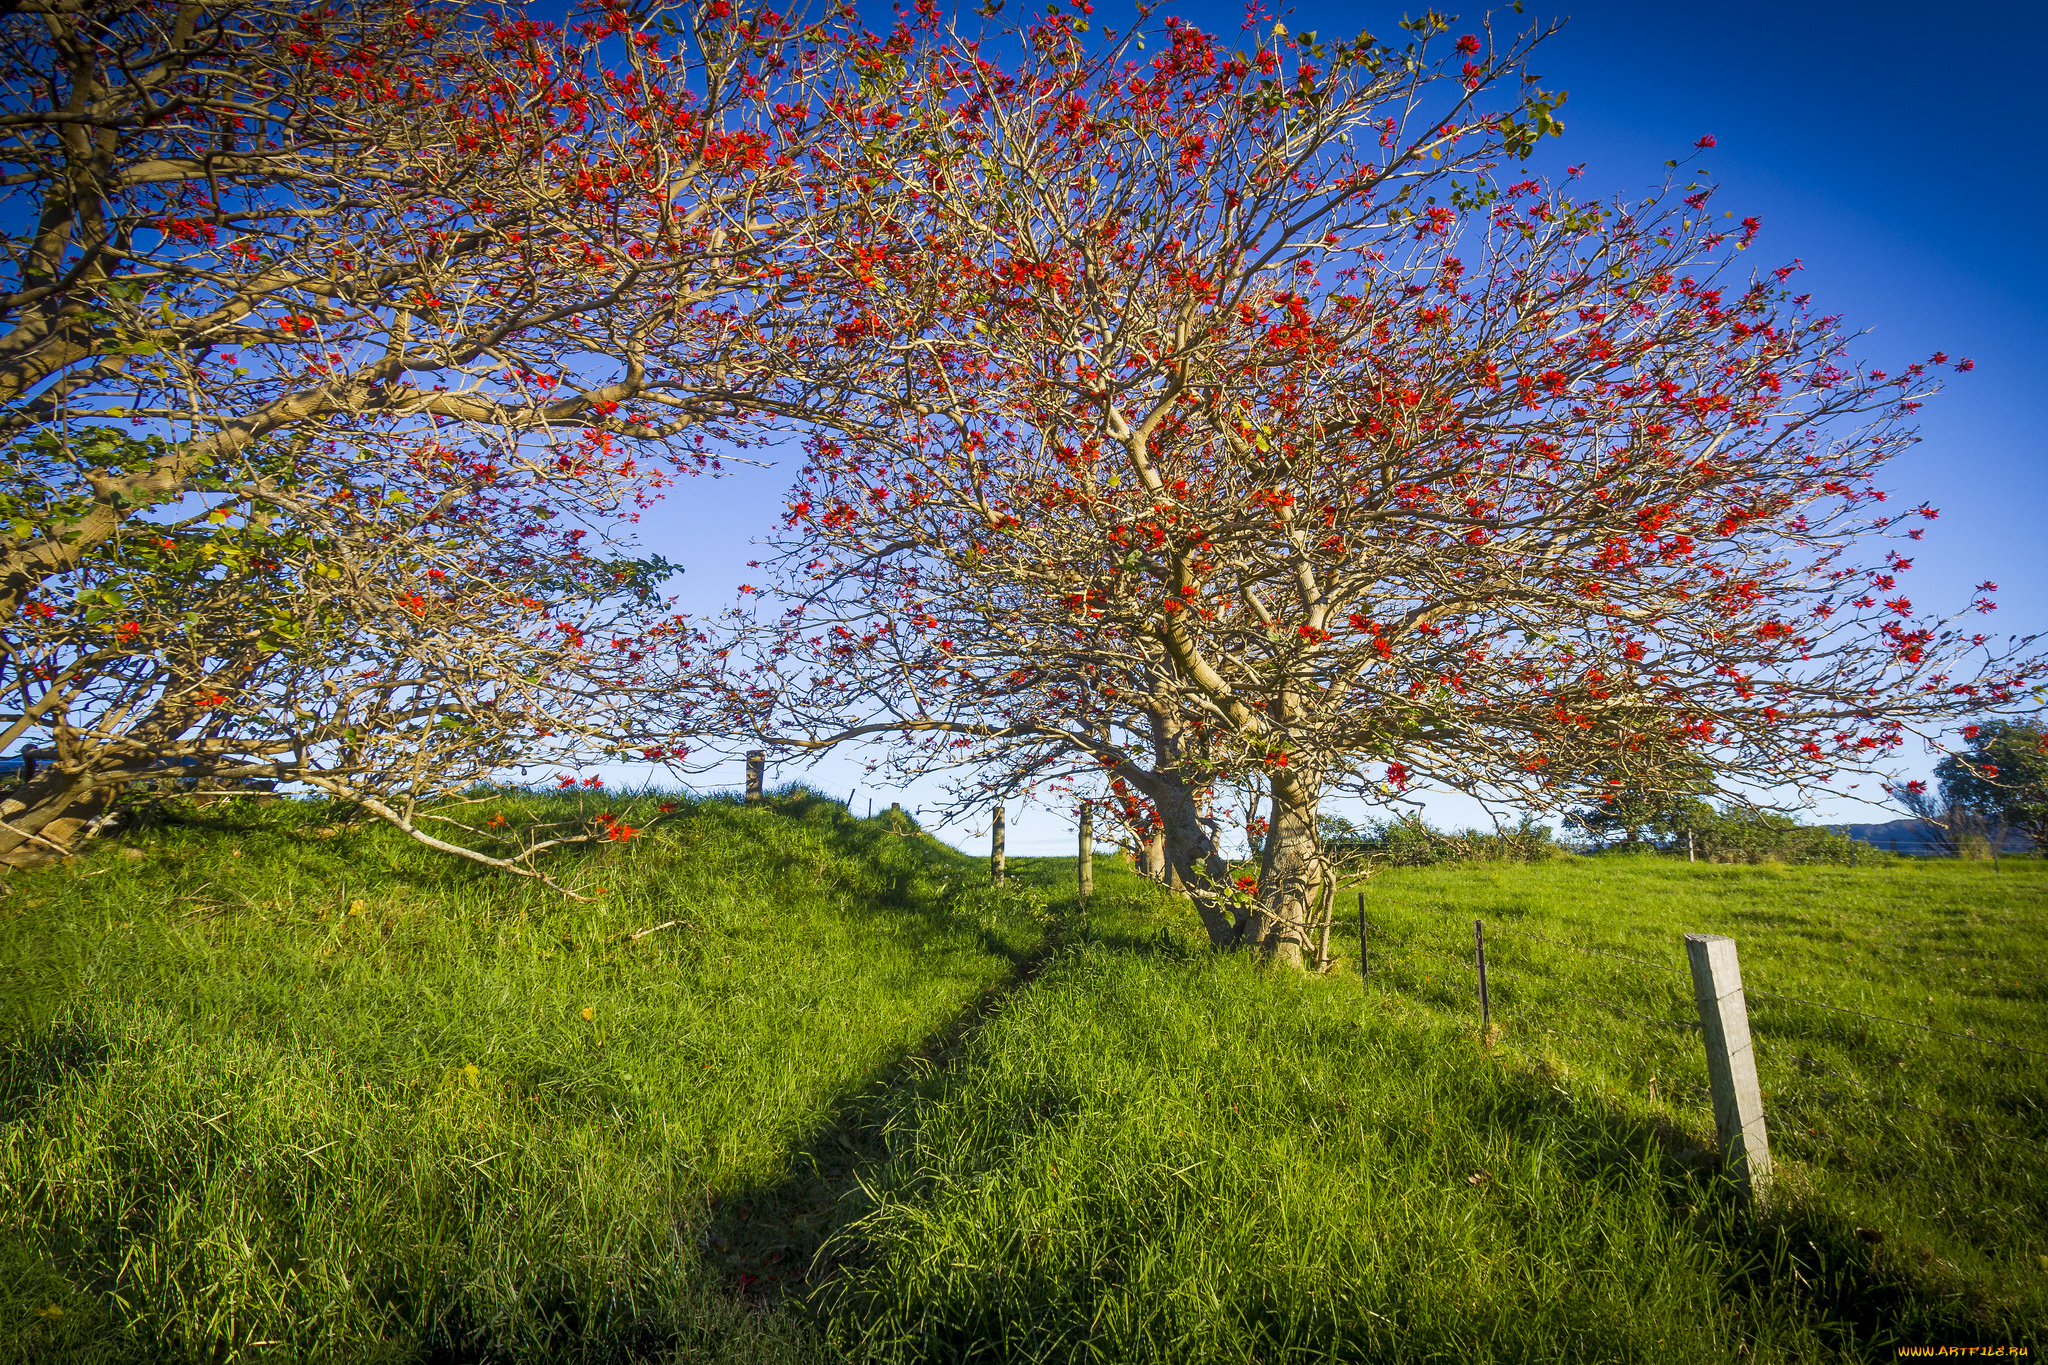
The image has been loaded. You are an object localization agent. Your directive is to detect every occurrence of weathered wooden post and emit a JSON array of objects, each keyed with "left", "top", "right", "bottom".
[
  {"left": 1473, "top": 919, "right": 1491, "bottom": 1034},
  {"left": 1358, "top": 892, "right": 1368, "bottom": 991},
  {"left": 991, "top": 804, "right": 1006, "bottom": 885},
  {"left": 745, "top": 750, "right": 765, "bottom": 804},
  {"left": 1685, "top": 933, "right": 1773, "bottom": 1206},
  {"left": 1077, "top": 803, "right": 1093, "bottom": 905}
]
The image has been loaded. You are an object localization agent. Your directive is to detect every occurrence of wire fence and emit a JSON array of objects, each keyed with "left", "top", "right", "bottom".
[
  {"left": 1353, "top": 896, "right": 2047, "bottom": 1234},
  {"left": 1746, "top": 985, "right": 2048, "bottom": 1059}
]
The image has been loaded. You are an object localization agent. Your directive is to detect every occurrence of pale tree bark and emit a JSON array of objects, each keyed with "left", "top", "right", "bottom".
[
  {"left": 1119, "top": 763, "right": 1242, "bottom": 945},
  {"left": 0, "top": 766, "right": 113, "bottom": 867},
  {"left": 1249, "top": 765, "right": 1329, "bottom": 969}
]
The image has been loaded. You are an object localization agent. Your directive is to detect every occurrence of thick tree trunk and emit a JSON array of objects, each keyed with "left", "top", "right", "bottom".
[
  {"left": 1249, "top": 767, "right": 1326, "bottom": 969},
  {"left": 1150, "top": 775, "right": 1243, "bottom": 948},
  {"left": 1136, "top": 829, "right": 1168, "bottom": 881},
  {"left": 1098, "top": 687, "right": 1242, "bottom": 948},
  {"left": 0, "top": 767, "right": 116, "bottom": 867}
]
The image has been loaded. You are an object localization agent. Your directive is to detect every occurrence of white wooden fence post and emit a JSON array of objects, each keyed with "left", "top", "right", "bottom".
[
  {"left": 1684, "top": 933, "right": 1773, "bottom": 1206},
  {"left": 744, "top": 750, "right": 764, "bottom": 804}
]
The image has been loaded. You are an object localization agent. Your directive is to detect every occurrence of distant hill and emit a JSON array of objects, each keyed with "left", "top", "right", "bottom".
[{"left": 1832, "top": 818, "right": 2034, "bottom": 856}]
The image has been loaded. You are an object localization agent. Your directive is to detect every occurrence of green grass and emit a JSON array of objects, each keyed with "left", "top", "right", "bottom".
[
  {"left": 1, "top": 801, "right": 2042, "bottom": 1363},
  {"left": 1356, "top": 858, "right": 2048, "bottom": 1329},
  {"left": 0, "top": 789, "right": 1047, "bottom": 1363}
]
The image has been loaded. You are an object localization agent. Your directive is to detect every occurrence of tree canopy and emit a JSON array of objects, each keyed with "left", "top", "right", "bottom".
[
  {"left": 1933, "top": 720, "right": 2048, "bottom": 848},
  {"left": 708, "top": 5, "right": 2042, "bottom": 963},
  {"left": 7, "top": 0, "right": 2035, "bottom": 919},
  {"left": 0, "top": 0, "right": 926, "bottom": 878}
]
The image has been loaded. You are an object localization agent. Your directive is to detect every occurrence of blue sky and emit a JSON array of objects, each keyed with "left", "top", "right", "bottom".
[{"left": 626, "top": 0, "right": 2046, "bottom": 854}]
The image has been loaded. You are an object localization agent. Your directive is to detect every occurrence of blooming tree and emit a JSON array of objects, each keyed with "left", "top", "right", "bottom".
[
  {"left": 0, "top": 0, "right": 919, "bottom": 872},
  {"left": 710, "top": 5, "right": 1553, "bottom": 934},
  {"left": 722, "top": 9, "right": 2041, "bottom": 963}
]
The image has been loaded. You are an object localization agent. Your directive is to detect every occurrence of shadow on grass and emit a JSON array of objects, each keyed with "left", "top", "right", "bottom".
[
  {"left": 699, "top": 871, "right": 1071, "bottom": 1307},
  {"left": 0, "top": 1020, "right": 112, "bottom": 1126},
  {"left": 703, "top": 871, "right": 2022, "bottom": 1360},
  {"left": 1468, "top": 1040, "right": 2024, "bottom": 1350},
  {"left": 54, "top": 796, "right": 2013, "bottom": 1357}
]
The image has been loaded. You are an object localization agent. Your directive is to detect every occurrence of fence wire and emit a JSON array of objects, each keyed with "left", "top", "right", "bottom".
[
  {"left": 1516, "top": 980, "right": 1701, "bottom": 1034},
  {"left": 1531, "top": 1020, "right": 1712, "bottom": 1098},
  {"left": 1762, "top": 1092, "right": 2046, "bottom": 1234},
  {"left": 1362, "top": 923, "right": 1715, "bottom": 1117},
  {"left": 1462, "top": 917, "right": 1683, "bottom": 975},
  {"left": 1361, "top": 908, "right": 2045, "bottom": 1192},
  {"left": 1369, "top": 922, "right": 1700, "bottom": 1039},
  {"left": 1752, "top": 1039, "right": 2048, "bottom": 1157},
  {"left": 1746, "top": 986, "right": 2047, "bottom": 1060}
]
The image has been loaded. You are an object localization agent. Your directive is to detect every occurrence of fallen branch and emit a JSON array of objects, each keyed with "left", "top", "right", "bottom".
[
  {"left": 614, "top": 919, "right": 684, "bottom": 944},
  {"left": 0, "top": 816, "right": 77, "bottom": 857}
]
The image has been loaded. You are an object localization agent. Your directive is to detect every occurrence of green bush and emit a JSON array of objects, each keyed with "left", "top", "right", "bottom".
[
  {"left": 1679, "top": 806, "right": 1891, "bottom": 866},
  {"left": 1325, "top": 812, "right": 1571, "bottom": 868}
]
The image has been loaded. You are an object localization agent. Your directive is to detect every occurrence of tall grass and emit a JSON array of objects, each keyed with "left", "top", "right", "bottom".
[
  {"left": 2, "top": 801, "right": 2040, "bottom": 1363},
  {"left": 0, "top": 788, "right": 1045, "bottom": 1363},
  {"left": 807, "top": 859, "right": 2044, "bottom": 1363},
  {"left": 1356, "top": 857, "right": 2048, "bottom": 1335}
]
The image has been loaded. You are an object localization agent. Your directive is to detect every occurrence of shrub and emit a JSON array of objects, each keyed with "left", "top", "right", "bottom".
[
  {"left": 1326, "top": 813, "right": 1571, "bottom": 868},
  {"left": 1674, "top": 806, "right": 1890, "bottom": 865}
]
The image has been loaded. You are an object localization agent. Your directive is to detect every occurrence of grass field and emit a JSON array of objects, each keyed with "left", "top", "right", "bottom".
[{"left": 1, "top": 792, "right": 2041, "bottom": 1363}]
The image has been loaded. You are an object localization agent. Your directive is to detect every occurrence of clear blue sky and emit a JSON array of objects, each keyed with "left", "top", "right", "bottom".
[{"left": 627, "top": 0, "right": 2046, "bottom": 853}]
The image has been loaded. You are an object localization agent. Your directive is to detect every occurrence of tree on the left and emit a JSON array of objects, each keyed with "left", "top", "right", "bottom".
[{"left": 0, "top": 0, "right": 908, "bottom": 880}]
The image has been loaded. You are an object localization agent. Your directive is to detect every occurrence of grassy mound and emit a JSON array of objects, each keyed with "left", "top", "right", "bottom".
[
  {"left": 1, "top": 790, "right": 1044, "bottom": 1363},
  {"left": 1, "top": 796, "right": 2041, "bottom": 1362}
]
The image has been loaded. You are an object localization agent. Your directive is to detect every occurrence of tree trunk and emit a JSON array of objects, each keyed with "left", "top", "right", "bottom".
[
  {"left": 1136, "top": 829, "right": 1168, "bottom": 882},
  {"left": 1149, "top": 775, "right": 1242, "bottom": 948},
  {"left": 1091, "top": 695, "right": 1243, "bottom": 945},
  {"left": 1249, "top": 767, "right": 1326, "bottom": 969},
  {"left": 0, "top": 767, "right": 117, "bottom": 868}
]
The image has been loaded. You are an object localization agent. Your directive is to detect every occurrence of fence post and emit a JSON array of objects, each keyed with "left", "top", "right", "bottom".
[
  {"left": 745, "top": 750, "right": 764, "bottom": 804},
  {"left": 1474, "top": 919, "right": 1491, "bottom": 1034},
  {"left": 1077, "top": 803, "right": 1093, "bottom": 905},
  {"left": 1358, "top": 892, "right": 1368, "bottom": 991},
  {"left": 991, "top": 804, "right": 1006, "bottom": 885},
  {"left": 1684, "top": 933, "right": 1773, "bottom": 1206}
]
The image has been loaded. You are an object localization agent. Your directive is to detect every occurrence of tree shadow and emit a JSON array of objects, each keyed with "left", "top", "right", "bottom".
[
  {"left": 0, "top": 1019, "right": 112, "bottom": 1127},
  {"left": 693, "top": 849, "right": 1204, "bottom": 1321},
  {"left": 722, "top": 790, "right": 1059, "bottom": 971},
  {"left": 699, "top": 905, "right": 1066, "bottom": 1309},
  {"left": 1470, "top": 1054, "right": 2022, "bottom": 1348}
]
